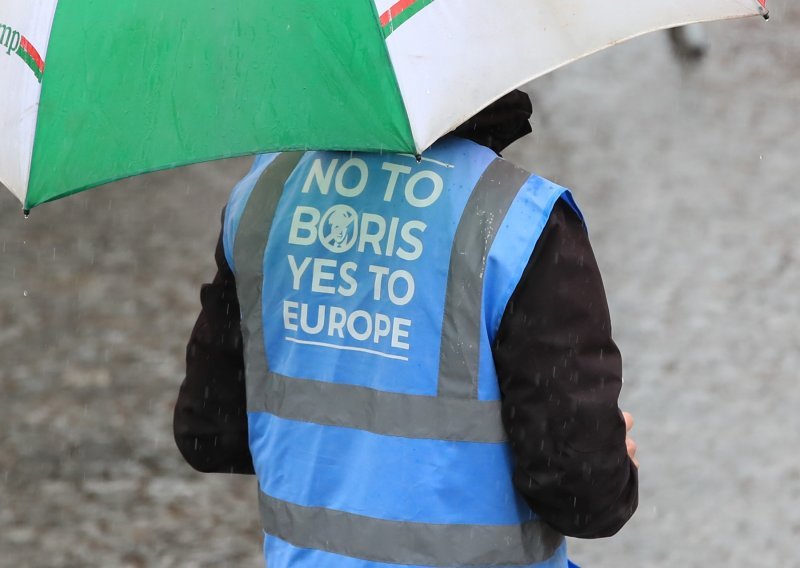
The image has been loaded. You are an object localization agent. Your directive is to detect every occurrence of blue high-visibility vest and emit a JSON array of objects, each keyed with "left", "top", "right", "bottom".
[{"left": 223, "top": 137, "right": 580, "bottom": 568}]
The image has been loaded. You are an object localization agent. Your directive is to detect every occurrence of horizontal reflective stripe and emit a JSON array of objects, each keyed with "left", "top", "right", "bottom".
[
  {"left": 249, "top": 411, "right": 526, "bottom": 525},
  {"left": 259, "top": 490, "right": 563, "bottom": 567},
  {"left": 264, "top": 533, "right": 569, "bottom": 568},
  {"left": 247, "top": 371, "right": 507, "bottom": 442}
]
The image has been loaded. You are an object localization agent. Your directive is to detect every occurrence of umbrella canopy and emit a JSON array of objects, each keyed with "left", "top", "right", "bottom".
[{"left": 1, "top": 0, "right": 767, "bottom": 210}]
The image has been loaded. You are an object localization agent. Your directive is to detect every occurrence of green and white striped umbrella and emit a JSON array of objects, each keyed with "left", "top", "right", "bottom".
[{"left": 1, "top": 0, "right": 767, "bottom": 211}]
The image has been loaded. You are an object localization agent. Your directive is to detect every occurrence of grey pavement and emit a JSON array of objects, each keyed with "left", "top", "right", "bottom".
[{"left": 1, "top": 3, "right": 797, "bottom": 566}]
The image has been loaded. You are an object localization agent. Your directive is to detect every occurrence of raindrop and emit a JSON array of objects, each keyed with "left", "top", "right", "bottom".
[{"left": 23, "top": 290, "right": 28, "bottom": 297}]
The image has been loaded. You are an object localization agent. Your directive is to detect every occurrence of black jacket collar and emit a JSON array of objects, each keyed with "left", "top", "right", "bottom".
[{"left": 451, "top": 89, "right": 533, "bottom": 154}]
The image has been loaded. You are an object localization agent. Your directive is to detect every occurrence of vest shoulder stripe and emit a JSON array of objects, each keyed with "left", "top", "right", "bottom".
[
  {"left": 259, "top": 490, "right": 564, "bottom": 567},
  {"left": 223, "top": 153, "right": 280, "bottom": 272},
  {"left": 484, "top": 176, "right": 575, "bottom": 340},
  {"left": 232, "top": 152, "right": 304, "bottom": 410},
  {"left": 437, "top": 158, "right": 532, "bottom": 399}
]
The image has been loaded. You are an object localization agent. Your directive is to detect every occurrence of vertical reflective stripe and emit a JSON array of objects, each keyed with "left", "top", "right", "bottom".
[
  {"left": 232, "top": 152, "right": 303, "bottom": 405},
  {"left": 438, "top": 158, "right": 532, "bottom": 399},
  {"left": 223, "top": 153, "right": 280, "bottom": 271}
]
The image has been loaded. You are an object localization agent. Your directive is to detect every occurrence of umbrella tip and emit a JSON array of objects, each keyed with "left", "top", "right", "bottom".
[
  {"left": 22, "top": 209, "right": 30, "bottom": 219},
  {"left": 414, "top": 153, "right": 422, "bottom": 163}
]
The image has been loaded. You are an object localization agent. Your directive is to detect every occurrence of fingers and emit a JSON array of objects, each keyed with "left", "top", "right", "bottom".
[
  {"left": 623, "top": 411, "right": 634, "bottom": 432},
  {"left": 626, "top": 436, "right": 639, "bottom": 469},
  {"left": 623, "top": 411, "right": 638, "bottom": 468}
]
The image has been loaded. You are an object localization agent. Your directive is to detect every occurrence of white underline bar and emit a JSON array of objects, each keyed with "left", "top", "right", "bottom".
[{"left": 284, "top": 337, "right": 410, "bottom": 361}]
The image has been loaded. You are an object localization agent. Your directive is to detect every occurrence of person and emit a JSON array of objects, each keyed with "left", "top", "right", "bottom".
[
  {"left": 667, "top": 24, "right": 709, "bottom": 62},
  {"left": 173, "top": 90, "right": 638, "bottom": 568}
]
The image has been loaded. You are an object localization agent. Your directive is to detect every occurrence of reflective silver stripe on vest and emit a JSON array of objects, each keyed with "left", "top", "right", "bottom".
[
  {"left": 259, "top": 490, "right": 563, "bottom": 567},
  {"left": 248, "top": 370, "right": 506, "bottom": 442},
  {"left": 234, "top": 155, "right": 531, "bottom": 442},
  {"left": 438, "top": 158, "right": 532, "bottom": 399},
  {"left": 233, "top": 152, "right": 304, "bottom": 406}
]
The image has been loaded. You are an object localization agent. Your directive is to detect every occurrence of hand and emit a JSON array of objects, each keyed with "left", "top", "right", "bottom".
[{"left": 623, "top": 411, "right": 639, "bottom": 469}]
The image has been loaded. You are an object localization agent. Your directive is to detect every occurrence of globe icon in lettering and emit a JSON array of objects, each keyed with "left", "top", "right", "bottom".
[{"left": 320, "top": 205, "right": 358, "bottom": 253}]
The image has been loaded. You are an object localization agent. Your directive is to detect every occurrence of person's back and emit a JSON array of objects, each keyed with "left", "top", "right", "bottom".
[
  {"left": 224, "top": 138, "right": 570, "bottom": 566},
  {"left": 175, "top": 92, "right": 638, "bottom": 567}
]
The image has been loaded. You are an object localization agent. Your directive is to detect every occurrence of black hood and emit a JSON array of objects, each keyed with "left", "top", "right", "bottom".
[{"left": 451, "top": 89, "right": 532, "bottom": 154}]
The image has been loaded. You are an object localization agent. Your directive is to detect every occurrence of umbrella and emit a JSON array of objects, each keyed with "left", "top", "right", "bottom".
[{"left": 0, "top": 0, "right": 768, "bottom": 211}]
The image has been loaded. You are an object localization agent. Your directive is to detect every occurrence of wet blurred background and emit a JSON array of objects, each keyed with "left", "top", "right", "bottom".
[{"left": 0, "top": 2, "right": 796, "bottom": 566}]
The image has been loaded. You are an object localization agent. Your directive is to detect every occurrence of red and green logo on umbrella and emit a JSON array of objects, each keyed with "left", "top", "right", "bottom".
[
  {"left": 0, "top": 21, "right": 45, "bottom": 82},
  {"left": 379, "top": 0, "right": 436, "bottom": 37}
]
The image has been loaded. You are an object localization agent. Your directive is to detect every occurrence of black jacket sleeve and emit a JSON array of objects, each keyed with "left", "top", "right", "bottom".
[
  {"left": 493, "top": 198, "right": 638, "bottom": 538},
  {"left": 173, "top": 222, "right": 254, "bottom": 475}
]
